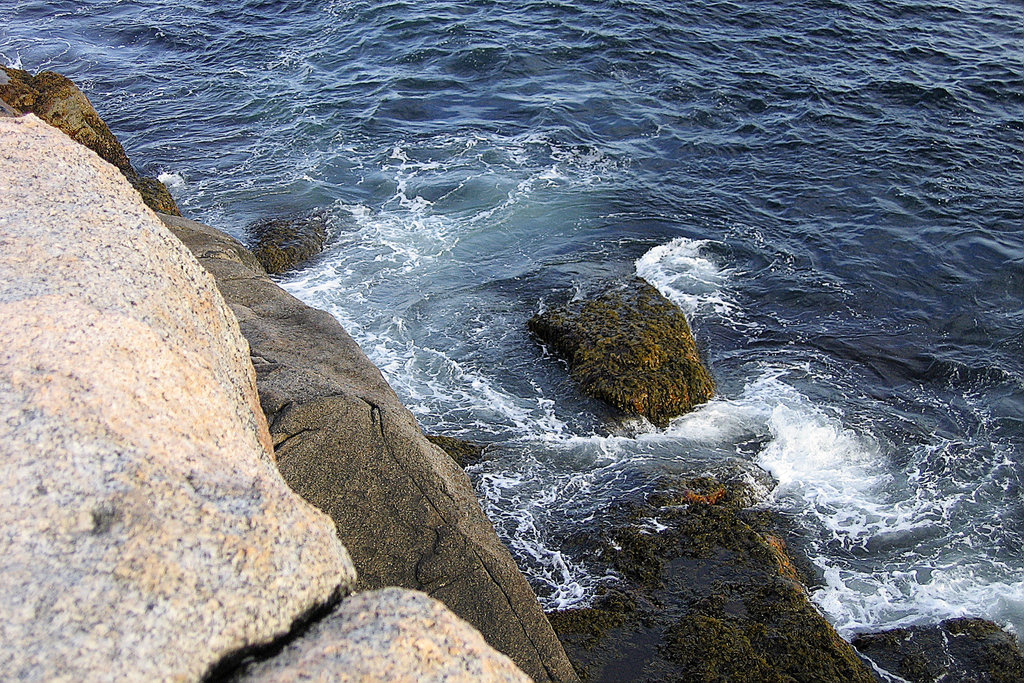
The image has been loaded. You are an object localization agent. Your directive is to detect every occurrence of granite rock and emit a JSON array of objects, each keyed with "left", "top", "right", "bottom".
[
  {"left": 161, "top": 212, "right": 579, "bottom": 682},
  {"left": 241, "top": 588, "right": 531, "bottom": 682},
  {"left": 0, "top": 115, "right": 355, "bottom": 681}
]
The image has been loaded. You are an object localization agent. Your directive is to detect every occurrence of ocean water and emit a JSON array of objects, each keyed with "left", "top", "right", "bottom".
[{"left": 4, "top": 0, "right": 1023, "bottom": 642}]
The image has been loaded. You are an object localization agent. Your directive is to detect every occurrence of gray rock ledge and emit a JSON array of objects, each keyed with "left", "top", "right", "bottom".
[{"left": 161, "top": 212, "right": 579, "bottom": 682}]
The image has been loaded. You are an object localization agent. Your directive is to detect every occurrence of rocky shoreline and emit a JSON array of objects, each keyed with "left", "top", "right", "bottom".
[
  {"left": 3, "top": 69, "right": 1023, "bottom": 682},
  {"left": 1, "top": 79, "right": 565, "bottom": 681}
]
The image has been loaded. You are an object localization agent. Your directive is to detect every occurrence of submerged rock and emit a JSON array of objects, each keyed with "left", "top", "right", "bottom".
[
  {"left": 426, "top": 434, "right": 487, "bottom": 468},
  {"left": 529, "top": 277, "right": 714, "bottom": 427},
  {"left": 247, "top": 210, "right": 329, "bottom": 274},
  {"left": 240, "top": 588, "right": 530, "bottom": 682},
  {"left": 0, "top": 66, "right": 180, "bottom": 216},
  {"left": 547, "top": 471, "right": 875, "bottom": 682},
  {"left": 853, "top": 617, "right": 1024, "bottom": 682},
  {"left": 0, "top": 115, "right": 354, "bottom": 680},
  {"left": 162, "top": 212, "right": 579, "bottom": 682}
]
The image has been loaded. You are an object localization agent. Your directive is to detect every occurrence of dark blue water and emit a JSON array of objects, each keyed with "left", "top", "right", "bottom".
[{"left": 5, "top": 0, "right": 1023, "bottom": 642}]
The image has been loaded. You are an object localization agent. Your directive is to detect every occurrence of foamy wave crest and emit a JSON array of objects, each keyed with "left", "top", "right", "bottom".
[
  {"left": 684, "top": 366, "right": 1024, "bottom": 639},
  {"left": 635, "top": 237, "right": 742, "bottom": 323},
  {"left": 157, "top": 171, "right": 185, "bottom": 189},
  {"left": 662, "top": 366, "right": 1024, "bottom": 637},
  {"left": 816, "top": 555, "right": 1024, "bottom": 640}
]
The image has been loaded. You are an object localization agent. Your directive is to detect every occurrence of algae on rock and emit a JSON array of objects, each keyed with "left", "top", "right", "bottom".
[
  {"left": 0, "top": 65, "right": 180, "bottom": 216},
  {"left": 853, "top": 617, "right": 1024, "bottom": 682},
  {"left": 547, "top": 472, "right": 876, "bottom": 683},
  {"left": 247, "top": 210, "right": 329, "bottom": 275},
  {"left": 529, "top": 277, "right": 715, "bottom": 427}
]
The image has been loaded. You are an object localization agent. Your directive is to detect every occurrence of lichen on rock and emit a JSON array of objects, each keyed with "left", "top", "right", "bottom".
[{"left": 529, "top": 277, "right": 715, "bottom": 427}]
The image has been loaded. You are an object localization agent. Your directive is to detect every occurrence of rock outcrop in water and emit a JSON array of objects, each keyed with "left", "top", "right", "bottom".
[
  {"left": 0, "top": 114, "right": 533, "bottom": 681},
  {"left": 529, "top": 277, "right": 715, "bottom": 427},
  {"left": 162, "top": 210, "right": 578, "bottom": 682},
  {"left": 0, "top": 66, "right": 180, "bottom": 215},
  {"left": 548, "top": 471, "right": 877, "bottom": 682},
  {"left": 852, "top": 618, "right": 1024, "bottom": 682},
  {"left": 247, "top": 209, "right": 329, "bottom": 274}
]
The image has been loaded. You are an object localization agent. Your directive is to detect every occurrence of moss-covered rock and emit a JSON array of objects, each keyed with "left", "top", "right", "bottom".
[
  {"left": 528, "top": 278, "right": 714, "bottom": 427},
  {"left": 853, "top": 617, "right": 1024, "bottom": 682},
  {"left": 135, "top": 175, "right": 181, "bottom": 215},
  {"left": 0, "top": 66, "right": 181, "bottom": 216},
  {"left": 664, "top": 615, "right": 782, "bottom": 682},
  {"left": 425, "top": 434, "right": 486, "bottom": 468},
  {"left": 548, "top": 473, "right": 876, "bottom": 682},
  {"left": 247, "top": 210, "right": 329, "bottom": 274}
]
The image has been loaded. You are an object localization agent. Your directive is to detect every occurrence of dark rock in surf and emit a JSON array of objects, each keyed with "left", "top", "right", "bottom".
[
  {"left": 852, "top": 617, "right": 1024, "bottom": 682},
  {"left": 0, "top": 66, "right": 181, "bottom": 216},
  {"left": 161, "top": 213, "right": 579, "bottom": 683},
  {"left": 426, "top": 434, "right": 486, "bottom": 468},
  {"left": 528, "top": 278, "right": 714, "bottom": 427},
  {"left": 247, "top": 210, "right": 329, "bottom": 274},
  {"left": 547, "top": 471, "right": 876, "bottom": 682},
  {"left": 135, "top": 175, "right": 181, "bottom": 216}
]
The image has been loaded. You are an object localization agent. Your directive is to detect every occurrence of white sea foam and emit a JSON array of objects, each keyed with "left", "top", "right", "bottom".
[
  {"left": 665, "top": 363, "right": 1024, "bottom": 639},
  {"left": 157, "top": 171, "right": 185, "bottom": 189},
  {"left": 636, "top": 236, "right": 743, "bottom": 323},
  {"left": 635, "top": 236, "right": 1024, "bottom": 637},
  {"left": 472, "top": 446, "right": 631, "bottom": 609},
  {"left": 284, "top": 155, "right": 1023, "bottom": 638}
]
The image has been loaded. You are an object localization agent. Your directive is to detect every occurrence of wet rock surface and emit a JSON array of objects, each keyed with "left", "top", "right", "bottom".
[
  {"left": 247, "top": 210, "right": 329, "bottom": 275},
  {"left": 0, "top": 115, "right": 354, "bottom": 681},
  {"left": 529, "top": 277, "right": 715, "bottom": 427},
  {"left": 547, "top": 470, "right": 876, "bottom": 682},
  {"left": 853, "top": 617, "right": 1024, "bottom": 683},
  {"left": 161, "top": 212, "right": 578, "bottom": 682},
  {"left": 0, "top": 65, "right": 180, "bottom": 216}
]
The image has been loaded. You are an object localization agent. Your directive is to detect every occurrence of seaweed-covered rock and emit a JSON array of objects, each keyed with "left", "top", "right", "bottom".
[
  {"left": 0, "top": 66, "right": 180, "bottom": 216},
  {"left": 248, "top": 210, "right": 329, "bottom": 274},
  {"left": 136, "top": 175, "right": 181, "bottom": 215},
  {"left": 426, "top": 434, "right": 486, "bottom": 468},
  {"left": 547, "top": 472, "right": 875, "bottom": 682},
  {"left": 853, "top": 617, "right": 1024, "bottom": 682},
  {"left": 529, "top": 278, "right": 714, "bottom": 427}
]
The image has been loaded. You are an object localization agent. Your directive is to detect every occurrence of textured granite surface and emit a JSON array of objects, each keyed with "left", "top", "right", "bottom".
[{"left": 0, "top": 115, "right": 355, "bottom": 681}]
